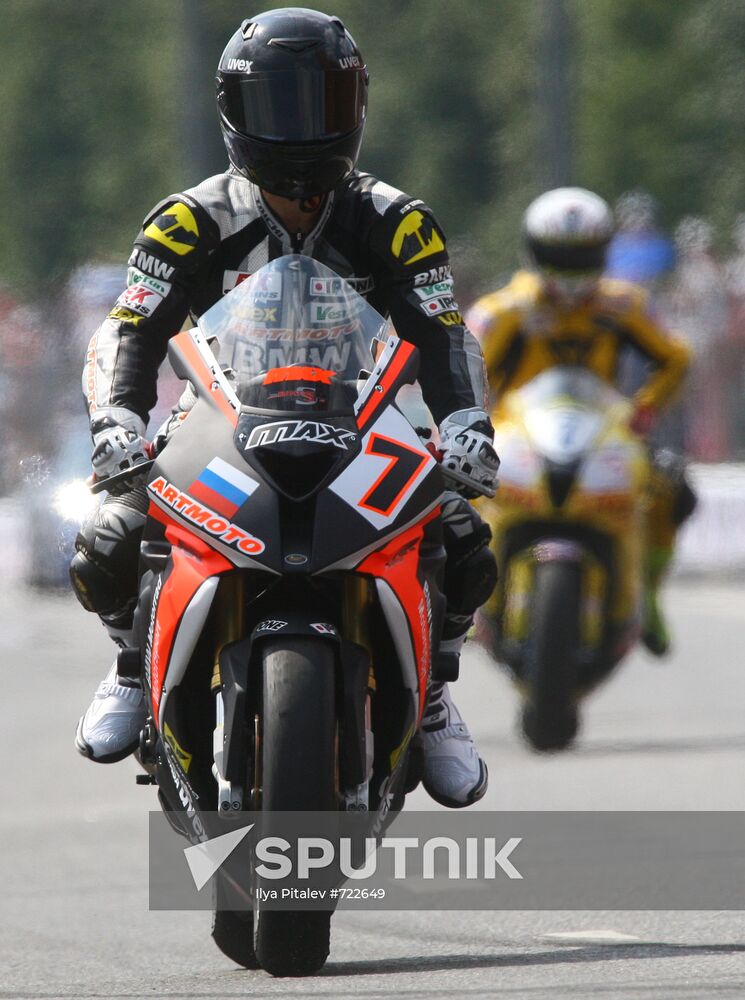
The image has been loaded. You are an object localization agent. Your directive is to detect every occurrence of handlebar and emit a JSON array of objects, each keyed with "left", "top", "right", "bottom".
[
  {"left": 440, "top": 464, "right": 497, "bottom": 499},
  {"left": 86, "top": 457, "right": 497, "bottom": 501},
  {"left": 88, "top": 460, "right": 155, "bottom": 496}
]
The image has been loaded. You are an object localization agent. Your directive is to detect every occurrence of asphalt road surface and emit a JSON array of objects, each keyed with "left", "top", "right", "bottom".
[{"left": 1, "top": 580, "right": 744, "bottom": 999}]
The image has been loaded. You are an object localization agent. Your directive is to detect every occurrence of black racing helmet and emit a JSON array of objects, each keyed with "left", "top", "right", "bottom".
[{"left": 216, "top": 8, "right": 368, "bottom": 199}]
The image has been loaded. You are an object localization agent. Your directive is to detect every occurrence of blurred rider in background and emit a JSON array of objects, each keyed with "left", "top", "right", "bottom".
[
  {"left": 70, "top": 8, "right": 498, "bottom": 809},
  {"left": 466, "top": 187, "right": 697, "bottom": 656}
]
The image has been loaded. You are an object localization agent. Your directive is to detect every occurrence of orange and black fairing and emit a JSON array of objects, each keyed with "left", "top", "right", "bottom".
[
  {"left": 143, "top": 520, "right": 232, "bottom": 719},
  {"left": 131, "top": 258, "right": 454, "bottom": 851},
  {"left": 357, "top": 506, "right": 443, "bottom": 721}
]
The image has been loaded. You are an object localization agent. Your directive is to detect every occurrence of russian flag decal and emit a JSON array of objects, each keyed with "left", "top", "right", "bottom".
[{"left": 188, "top": 457, "right": 259, "bottom": 518}]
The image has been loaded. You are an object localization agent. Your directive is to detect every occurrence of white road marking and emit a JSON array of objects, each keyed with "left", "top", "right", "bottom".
[{"left": 544, "top": 929, "right": 641, "bottom": 944}]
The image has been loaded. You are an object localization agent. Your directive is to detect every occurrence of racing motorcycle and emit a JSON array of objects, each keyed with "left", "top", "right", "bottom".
[
  {"left": 478, "top": 367, "right": 650, "bottom": 751},
  {"left": 101, "top": 256, "right": 460, "bottom": 977}
]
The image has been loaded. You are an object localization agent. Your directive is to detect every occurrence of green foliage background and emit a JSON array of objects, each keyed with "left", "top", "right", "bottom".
[{"left": 1, "top": 0, "right": 744, "bottom": 299}]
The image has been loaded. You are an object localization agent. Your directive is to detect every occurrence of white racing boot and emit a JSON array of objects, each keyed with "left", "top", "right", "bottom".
[
  {"left": 419, "top": 663, "right": 488, "bottom": 808},
  {"left": 75, "top": 662, "right": 145, "bottom": 763}
]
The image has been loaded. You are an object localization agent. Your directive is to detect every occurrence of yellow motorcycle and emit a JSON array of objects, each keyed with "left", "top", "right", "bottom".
[{"left": 478, "top": 366, "right": 650, "bottom": 751}]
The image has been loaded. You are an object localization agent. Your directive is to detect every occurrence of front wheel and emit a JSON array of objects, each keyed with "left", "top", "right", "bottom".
[
  {"left": 211, "top": 874, "right": 259, "bottom": 969},
  {"left": 521, "top": 560, "right": 581, "bottom": 752},
  {"left": 254, "top": 636, "right": 337, "bottom": 977}
]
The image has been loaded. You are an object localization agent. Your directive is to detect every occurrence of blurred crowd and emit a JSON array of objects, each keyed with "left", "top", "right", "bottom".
[
  {"left": 0, "top": 189, "right": 744, "bottom": 496},
  {"left": 608, "top": 190, "right": 745, "bottom": 462}
]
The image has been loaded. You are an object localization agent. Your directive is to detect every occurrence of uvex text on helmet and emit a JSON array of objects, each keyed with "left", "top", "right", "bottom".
[
  {"left": 216, "top": 8, "right": 368, "bottom": 199},
  {"left": 523, "top": 187, "right": 614, "bottom": 275}
]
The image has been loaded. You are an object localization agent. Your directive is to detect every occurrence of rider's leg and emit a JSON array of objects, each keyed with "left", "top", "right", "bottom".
[
  {"left": 70, "top": 489, "right": 148, "bottom": 761},
  {"left": 643, "top": 451, "right": 698, "bottom": 656},
  {"left": 419, "top": 492, "right": 497, "bottom": 807}
]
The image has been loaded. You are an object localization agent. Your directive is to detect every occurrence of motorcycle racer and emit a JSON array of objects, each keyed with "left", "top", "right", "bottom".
[
  {"left": 467, "top": 187, "right": 696, "bottom": 656},
  {"left": 71, "top": 8, "right": 498, "bottom": 808}
]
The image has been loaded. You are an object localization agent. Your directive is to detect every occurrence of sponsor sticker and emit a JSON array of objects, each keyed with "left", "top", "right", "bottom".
[
  {"left": 117, "top": 283, "right": 164, "bottom": 318},
  {"left": 164, "top": 722, "right": 193, "bottom": 774},
  {"left": 413, "top": 265, "right": 451, "bottom": 287},
  {"left": 85, "top": 340, "right": 98, "bottom": 411},
  {"left": 421, "top": 295, "right": 458, "bottom": 317},
  {"left": 149, "top": 476, "right": 265, "bottom": 556},
  {"left": 310, "top": 622, "right": 337, "bottom": 635},
  {"left": 256, "top": 620, "right": 288, "bottom": 632},
  {"left": 143, "top": 201, "right": 200, "bottom": 257},
  {"left": 414, "top": 279, "right": 455, "bottom": 302},
  {"left": 222, "top": 270, "right": 251, "bottom": 294},
  {"left": 128, "top": 249, "right": 175, "bottom": 281},
  {"left": 267, "top": 386, "right": 319, "bottom": 405},
  {"left": 438, "top": 311, "right": 464, "bottom": 326},
  {"left": 309, "top": 275, "right": 374, "bottom": 296},
  {"left": 108, "top": 305, "right": 143, "bottom": 326},
  {"left": 127, "top": 267, "right": 171, "bottom": 297},
  {"left": 244, "top": 419, "right": 357, "bottom": 451},
  {"left": 391, "top": 210, "right": 445, "bottom": 266},
  {"left": 253, "top": 271, "right": 282, "bottom": 299},
  {"left": 245, "top": 305, "right": 279, "bottom": 324},
  {"left": 225, "top": 57, "right": 253, "bottom": 71},
  {"left": 311, "top": 301, "right": 362, "bottom": 325}
]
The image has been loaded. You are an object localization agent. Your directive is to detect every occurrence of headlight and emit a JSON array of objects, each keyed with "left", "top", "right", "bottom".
[
  {"left": 524, "top": 405, "right": 604, "bottom": 464},
  {"left": 53, "top": 480, "right": 97, "bottom": 523}
]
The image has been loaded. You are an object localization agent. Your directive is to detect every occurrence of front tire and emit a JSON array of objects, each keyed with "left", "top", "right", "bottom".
[
  {"left": 521, "top": 560, "right": 581, "bottom": 752},
  {"left": 212, "top": 874, "right": 259, "bottom": 969},
  {"left": 254, "top": 637, "right": 336, "bottom": 977}
]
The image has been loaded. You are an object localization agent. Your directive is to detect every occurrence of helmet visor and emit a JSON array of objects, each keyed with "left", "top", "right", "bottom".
[
  {"left": 528, "top": 238, "right": 608, "bottom": 274},
  {"left": 218, "top": 69, "right": 366, "bottom": 142}
]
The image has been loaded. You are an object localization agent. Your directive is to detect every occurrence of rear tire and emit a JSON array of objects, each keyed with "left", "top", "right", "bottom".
[
  {"left": 521, "top": 561, "right": 581, "bottom": 752},
  {"left": 254, "top": 637, "right": 336, "bottom": 977}
]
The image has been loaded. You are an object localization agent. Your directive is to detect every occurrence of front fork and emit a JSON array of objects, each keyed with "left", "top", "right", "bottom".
[
  {"left": 211, "top": 574, "right": 245, "bottom": 816},
  {"left": 342, "top": 575, "right": 376, "bottom": 811},
  {"left": 209, "top": 574, "right": 377, "bottom": 817}
]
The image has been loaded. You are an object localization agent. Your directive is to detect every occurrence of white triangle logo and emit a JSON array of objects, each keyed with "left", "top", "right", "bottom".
[{"left": 183, "top": 824, "right": 254, "bottom": 891}]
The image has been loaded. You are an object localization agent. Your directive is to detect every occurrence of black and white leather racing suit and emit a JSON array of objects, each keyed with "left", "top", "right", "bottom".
[{"left": 71, "top": 167, "right": 497, "bottom": 657}]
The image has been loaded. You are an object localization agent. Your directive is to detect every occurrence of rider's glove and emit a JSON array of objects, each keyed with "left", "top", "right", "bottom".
[
  {"left": 439, "top": 407, "right": 500, "bottom": 499},
  {"left": 90, "top": 409, "right": 148, "bottom": 483},
  {"left": 630, "top": 403, "right": 657, "bottom": 437}
]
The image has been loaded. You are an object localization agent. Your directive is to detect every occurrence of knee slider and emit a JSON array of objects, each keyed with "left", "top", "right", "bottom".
[
  {"left": 442, "top": 502, "right": 498, "bottom": 616},
  {"left": 69, "top": 496, "right": 146, "bottom": 618},
  {"left": 444, "top": 543, "right": 498, "bottom": 616}
]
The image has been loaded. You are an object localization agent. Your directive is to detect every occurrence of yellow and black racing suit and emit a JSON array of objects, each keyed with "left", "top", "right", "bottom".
[{"left": 467, "top": 270, "right": 689, "bottom": 411}]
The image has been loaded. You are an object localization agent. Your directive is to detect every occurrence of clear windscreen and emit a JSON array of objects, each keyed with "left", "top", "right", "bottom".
[
  {"left": 517, "top": 367, "right": 620, "bottom": 462},
  {"left": 197, "top": 255, "right": 391, "bottom": 403},
  {"left": 517, "top": 366, "right": 622, "bottom": 412}
]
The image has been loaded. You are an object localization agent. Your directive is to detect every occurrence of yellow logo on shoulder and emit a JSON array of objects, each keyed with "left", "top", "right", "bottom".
[
  {"left": 391, "top": 210, "right": 445, "bottom": 266},
  {"left": 164, "top": 722, "right": 193, "bottom": 773},
  {"left": 144, "top": 201, "right": 199, "bottom": 256}
]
